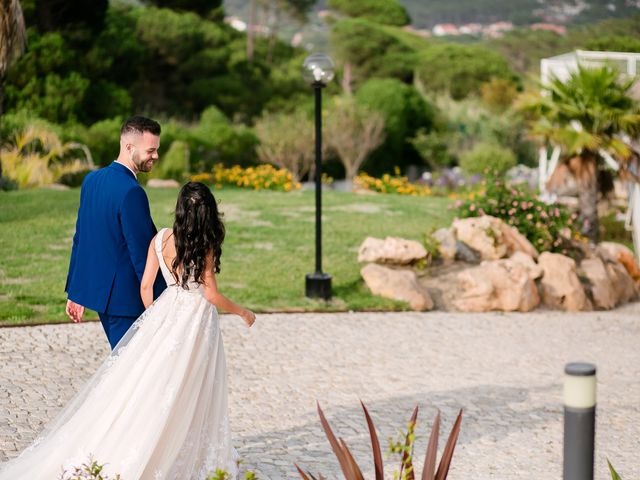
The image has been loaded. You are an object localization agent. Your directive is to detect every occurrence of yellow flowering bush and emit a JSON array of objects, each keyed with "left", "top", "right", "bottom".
[
  {"left": 191, "top": 164, "right": 301, "bottom": 192},
  {"left": 354, "top": 169, "right": 431, "bottom": 196},
  {"left": 446, "top": 188, "right": 485, "bottom": 201}
]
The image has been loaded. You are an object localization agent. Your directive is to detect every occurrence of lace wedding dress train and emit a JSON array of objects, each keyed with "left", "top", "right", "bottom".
[{"left": 0, "top": 229, "right": 238, "bottom": 479}]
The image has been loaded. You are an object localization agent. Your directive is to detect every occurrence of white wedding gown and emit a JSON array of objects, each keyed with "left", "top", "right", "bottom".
[{"left": 0, "top": 228, "right": 238, "bottom": 479}]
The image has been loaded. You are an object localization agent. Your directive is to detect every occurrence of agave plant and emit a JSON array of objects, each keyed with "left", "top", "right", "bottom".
[
  {"left": 607, "top": 459, "right": 623, "bottom": 480},
  {"left": 296, "top": 402, "right": 463, "bottom": 480},
  {"left": 0, "top": 125, "right": 94, "bottom": 188}
]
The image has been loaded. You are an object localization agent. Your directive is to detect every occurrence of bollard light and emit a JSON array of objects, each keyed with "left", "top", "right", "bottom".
[
  {"left": 563, "top": 362, "right": 596, "bottom": 480},
  {"left": 302, "top": 53, "right": 334, "bottom": 300}
]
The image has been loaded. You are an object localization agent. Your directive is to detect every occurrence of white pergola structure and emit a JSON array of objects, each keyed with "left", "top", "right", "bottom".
[
  {"left": 539, "top": 50, "right": 640, "bottom": 259},
  {"left": 541, "top": 50, "right": 640, "bottom": 85}
]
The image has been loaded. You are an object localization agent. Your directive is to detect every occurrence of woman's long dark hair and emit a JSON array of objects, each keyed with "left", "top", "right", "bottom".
[{"left": 171, "top": 182, "right": 225, "bottom": 288}]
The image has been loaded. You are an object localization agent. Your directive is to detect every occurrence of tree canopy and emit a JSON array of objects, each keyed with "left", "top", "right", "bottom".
[
  {"left": 331, "top": 18, "right": 416, "bottom": 86},
  {"left": 328, "top": 0, "right": 410, "bottom": 26},
  {"left": 416, "top": 43, "right": 516, "bottom": 100}
]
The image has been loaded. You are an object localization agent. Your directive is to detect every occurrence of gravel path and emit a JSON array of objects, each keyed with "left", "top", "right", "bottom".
[{"left": 1, "top": 306, "right": 639, "bottom": 479}]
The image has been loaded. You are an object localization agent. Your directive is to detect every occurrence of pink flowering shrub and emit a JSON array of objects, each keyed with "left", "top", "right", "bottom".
[{"left": 453, "top": 176, "right": 578, "bottom": 254}]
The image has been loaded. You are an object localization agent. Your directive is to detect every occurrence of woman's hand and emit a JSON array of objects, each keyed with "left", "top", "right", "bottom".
[{"left": 240, "top": 309, "right": 256, "bottom": 328}]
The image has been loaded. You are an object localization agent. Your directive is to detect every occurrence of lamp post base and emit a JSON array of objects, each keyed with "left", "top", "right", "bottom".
[{"left": 305, "top": 272, "right": 332, "bottom": 300}]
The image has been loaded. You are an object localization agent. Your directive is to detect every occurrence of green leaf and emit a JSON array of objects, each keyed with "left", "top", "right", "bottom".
[
  {"left": 435, "top": 409, "right": 463, "bottom": 480},
  {"left": 607, "top": 459, "right": 623, "bottom": 480},
  {"left": 361, "top": 401, "right": 385, "bottom": 480},
  {"left": 422, "top": 411, "right": 440, "bottom": 480}
]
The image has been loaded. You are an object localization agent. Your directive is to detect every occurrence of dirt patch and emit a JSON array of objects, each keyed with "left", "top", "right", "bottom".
[
  {"left": 39, "top": 253, "right": 63, "bottom": 261},
  {"left": 220, "top": 204, "right": 273, "bottom": 227},
  {"left": 0, "top": 277, "right": 31, "bottom": 285},
  {"left": 252, "top": 242, "right": 274, "bottom": 251},
  {"left": 329, "top": 203, "right": 392, "bottom": 215},
  {"left": 48, "top": 242, "right": 70, "bottom": 251}
]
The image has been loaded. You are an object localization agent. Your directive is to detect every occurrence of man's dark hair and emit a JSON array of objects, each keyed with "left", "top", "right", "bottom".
[{"left": 120, "top": 116, "right": 161, "bottom": 137}]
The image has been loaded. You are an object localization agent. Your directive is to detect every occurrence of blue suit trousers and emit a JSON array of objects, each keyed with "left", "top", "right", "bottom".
[{"left": 99, "top": 312, "right": 137, "bottom": 350}]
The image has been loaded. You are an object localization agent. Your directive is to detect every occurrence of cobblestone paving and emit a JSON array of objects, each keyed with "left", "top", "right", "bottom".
[{"left": 1, "top": 306, "right": 639, "bottom": 479}]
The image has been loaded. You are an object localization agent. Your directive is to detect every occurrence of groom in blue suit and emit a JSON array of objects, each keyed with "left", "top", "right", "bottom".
[{"left": 65, "top": 116, "right": 166, "bottom": 349}]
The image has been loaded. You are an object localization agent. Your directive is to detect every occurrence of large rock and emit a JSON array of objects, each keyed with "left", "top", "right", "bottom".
[
  {"left": 605, "top": 261, "right": 638, "bottom": 305},
  {"left": 147, "top": 178, "right": 180, "bottom": 188},
  {"left": 454, "top": 259, "right": 540, "bottom": 312},
  {"left": 455, "top": 240, "right": 481, "bottom": 264},
  {"left": 452, "top": 216, "right": 507, "bottom": 260},
  {"left": 580, "top": 257, "right": 617, "bottom": 309},
  {"left": 499, "top": 222, "right": 539, "bottom": 259},
  {"left": 452, "top": 216, "right": 538, "bottom": 261},
  {"left": 597, "top": 241, "right": 640, "bottom": 282},
  {"left": 431, "top": 227, "right": 456, "bottom": 261},
  {"left": 361, "top": 263, "right": 433, "bottom": 311},
  {"left": 357, "top": 236, "right": 427, "bottom": 265},
  {"left": 538, "top": 252, "right": 592, "bottom": 311},
  {"left": 509, "top": 251, "right": 543, "bottom": 280}
]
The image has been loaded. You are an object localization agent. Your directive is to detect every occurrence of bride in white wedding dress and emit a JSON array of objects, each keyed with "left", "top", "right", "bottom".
[{"left": 0, "top": 182, "right": 256, "bottom": 480}]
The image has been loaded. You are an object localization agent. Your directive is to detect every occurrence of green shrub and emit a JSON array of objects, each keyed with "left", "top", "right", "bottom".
[
  {"left": 454, "top": 176, "right": 578, "bottom": 253},
  {"left": 459, "top": 142, "right": 516, "bottom": 176},
  {"left": 77, "top": 117, "right": 123, "bottom": 167},
  {"left": 430, "top": 96, "right": 536, "bottom": 168},
  {"left": 190, "top": 106, "right": 258, "bottom": 170},
  {"left": 1, "top": 126, "right": 93, "bottom": 188},
  {"left": 58, "top": 168, "right": 93, "bottom": 188},
  {"left": 0, "top": 176, "right": 19, "bottom": 191},
  {"left": 0, "top": 109, "right": 62, "bottom": 141},
  {"left": 480, "top": 77, "right": 519, "bottom": 112},
  {"left": 410, "top": 128, "right": 455, "bottom": 169},
  {"left": 355, "top": 78, "right": 436, "bottom": 174},
  {"left": 156, "top": 140, "right": 190, "bottom": 180}
]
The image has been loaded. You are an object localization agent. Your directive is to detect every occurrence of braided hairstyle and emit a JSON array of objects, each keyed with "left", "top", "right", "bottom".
[{"left": 171, "top": 182, "right": 225, "bottom": 288}]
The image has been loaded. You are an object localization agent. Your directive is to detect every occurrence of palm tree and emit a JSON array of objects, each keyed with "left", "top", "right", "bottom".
[
  {"left": 521, "top": 65, "right": 640, "bottom": 242},
  {"left": 0, "top": 0, "right": 26, "bottom": 180}
]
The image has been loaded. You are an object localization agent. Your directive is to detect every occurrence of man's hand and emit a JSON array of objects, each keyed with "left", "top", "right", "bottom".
[
  {"left": 240, "top": 309, "right": 256, "bottom": 328},
  {"left": 66, "top": 299, "right": 85, "bottom": 323}
]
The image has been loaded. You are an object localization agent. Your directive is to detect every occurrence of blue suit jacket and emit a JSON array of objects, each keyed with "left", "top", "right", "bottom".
[{"left": 65, "top": 162, "right": 166, "bottom": 316}]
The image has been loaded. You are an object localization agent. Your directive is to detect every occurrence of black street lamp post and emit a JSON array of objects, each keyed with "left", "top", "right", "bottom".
[{"left": 302, "top": 53, "right": 334, "bottom": 300}]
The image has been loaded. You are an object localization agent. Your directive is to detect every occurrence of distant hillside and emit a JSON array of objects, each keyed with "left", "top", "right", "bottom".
[
  {"left": 401, "top": 0, "right": 640, "bottom": 29},
  {"left": 224, "top": 0, "right": 640, "bottom": 30}
]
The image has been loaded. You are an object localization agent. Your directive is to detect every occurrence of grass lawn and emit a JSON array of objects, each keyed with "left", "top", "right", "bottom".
[{"left": 0, "top": 187, "right": 454, "bottom": 325}]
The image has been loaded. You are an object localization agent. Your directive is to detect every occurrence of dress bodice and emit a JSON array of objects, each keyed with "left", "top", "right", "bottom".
[
  {"left": 155, "top": 228, "right": 178, "bottom": 286},
  {"left": 155, "top": 228, "right": 202, "bottom": 291}
]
